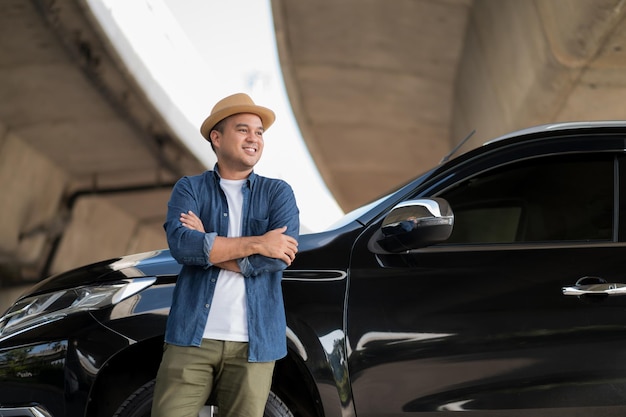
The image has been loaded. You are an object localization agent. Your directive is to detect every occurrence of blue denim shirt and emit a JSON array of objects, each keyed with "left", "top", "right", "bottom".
[{"left": 163, "top": 166, "right": 299, "bottom": 362}]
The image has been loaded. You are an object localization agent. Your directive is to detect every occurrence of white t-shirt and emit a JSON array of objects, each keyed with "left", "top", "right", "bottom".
[{"left": 202, "top": 178, "right": 248, "bottom": 341}]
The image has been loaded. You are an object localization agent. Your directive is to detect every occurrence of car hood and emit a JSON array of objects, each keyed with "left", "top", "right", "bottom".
[
  {"left": 20, "top": 226, "right": 359, "bottom": 301},
  {"left": 22, "top": 250, "right": 181, "bottom": 298}
]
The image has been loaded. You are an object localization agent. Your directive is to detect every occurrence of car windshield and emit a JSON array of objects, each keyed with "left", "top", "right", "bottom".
[
  {"left": 326, "top": 167, "right": 437, "bottom": 231},
  {"left": 327, "top": 194, "right": 393, "bottom": 230}
]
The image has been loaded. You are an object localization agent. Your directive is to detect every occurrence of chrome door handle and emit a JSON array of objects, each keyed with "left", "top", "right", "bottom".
[
  {"left": 562, "top": 276, "right": 626, "bottom": 296},
  {"left": 563, "top": 283, "right": 626, "bottom": 296}
]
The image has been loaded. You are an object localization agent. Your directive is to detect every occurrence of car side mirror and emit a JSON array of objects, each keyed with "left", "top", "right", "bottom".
[{"left": 374, "top": 198, "right": 454, "bottom": 253}]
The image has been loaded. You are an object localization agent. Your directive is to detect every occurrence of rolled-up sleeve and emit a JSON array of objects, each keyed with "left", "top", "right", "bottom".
[
  {"left": 203, "top": 232, "right": 217, "bottom": 267},
  {"left": 164, "top": 177, "right": 211, "bottom": 266}
]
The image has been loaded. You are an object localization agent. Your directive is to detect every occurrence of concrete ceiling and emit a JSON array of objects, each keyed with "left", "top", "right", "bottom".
[
  {"left": 272, "top": 0, "right": 626, "bottom": 210},
  {"left": 272, "top": 0, "right": 473, "bottom": 210},
  {"left": 2, "top": 0, "right": 626, "bottom": 289}
]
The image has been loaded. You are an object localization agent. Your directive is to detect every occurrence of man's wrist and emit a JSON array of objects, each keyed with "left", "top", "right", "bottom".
[{"left": 243, "top": 236, "right": 262, "bottom": 256}]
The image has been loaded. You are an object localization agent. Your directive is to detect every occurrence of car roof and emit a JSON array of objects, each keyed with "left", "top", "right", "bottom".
[{"left": 483, "top": 120, "right": 626, "bottom": 146}]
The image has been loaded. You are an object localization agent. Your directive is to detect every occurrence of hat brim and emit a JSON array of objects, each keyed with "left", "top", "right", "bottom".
[{"left": 200, "top": 104, "right": 276, "bottom": 140}]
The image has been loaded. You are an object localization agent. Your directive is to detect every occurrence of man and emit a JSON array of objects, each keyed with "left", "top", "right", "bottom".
[{"left": 152, "top": 93, "right": 300, "bottom": 417}]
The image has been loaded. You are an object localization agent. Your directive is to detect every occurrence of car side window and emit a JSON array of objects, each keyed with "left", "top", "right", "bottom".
[{"left": 440, "top": 154, "right": 615, "bottom": 244}]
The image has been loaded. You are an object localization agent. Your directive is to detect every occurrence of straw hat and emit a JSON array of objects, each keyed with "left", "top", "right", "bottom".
[{"left": 200, "top": 93, "right": 276, "bottom": 140}]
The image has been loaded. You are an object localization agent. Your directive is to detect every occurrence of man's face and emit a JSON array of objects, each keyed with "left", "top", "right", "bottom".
[{"left": 212, "top": 113, "right": 265, "bottom": 178}]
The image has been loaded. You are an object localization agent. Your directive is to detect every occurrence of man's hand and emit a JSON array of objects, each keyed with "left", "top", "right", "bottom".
[
  {"left": 210, "top": 226, "right": 298, "bottom": 266},
  {"left": 254, "top": 226, "right": 298, "bottom": 265},
  {"left": 180, "top": 210, "right": 205, "bottom": 232}
]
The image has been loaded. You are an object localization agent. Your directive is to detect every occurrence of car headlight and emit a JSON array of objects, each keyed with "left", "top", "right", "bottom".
[{"left": 0, "top": 277, "right": 156, "bottom": 340}]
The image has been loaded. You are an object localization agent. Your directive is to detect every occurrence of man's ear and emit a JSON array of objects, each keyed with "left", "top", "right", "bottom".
[{"left": 210, "top": 130, "right": 220, "bottom": 147}]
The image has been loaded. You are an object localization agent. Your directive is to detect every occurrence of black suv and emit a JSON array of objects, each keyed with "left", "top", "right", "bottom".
[{"left": 3, "top": 121, "right": 626, "bottom": 417}]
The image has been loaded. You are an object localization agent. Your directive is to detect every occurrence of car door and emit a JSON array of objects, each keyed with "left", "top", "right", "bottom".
[{"left": 347, "top": 139, "right": 626, "bottom": 416}]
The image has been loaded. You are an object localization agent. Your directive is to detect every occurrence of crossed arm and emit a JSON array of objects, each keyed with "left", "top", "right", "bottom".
[{"left": 180, "top": 210, "right": 298, "bottom": 272}]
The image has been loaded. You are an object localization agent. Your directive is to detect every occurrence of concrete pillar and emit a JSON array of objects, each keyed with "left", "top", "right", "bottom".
[
  {"left": 0, "top": 131, "right": 66, "bottom": 280},
  {"left": 50, "top": 195, "right": 167, "bottom": 275},
  {"left": 451, "top": 0, "right": 626, "bottom": 149}
]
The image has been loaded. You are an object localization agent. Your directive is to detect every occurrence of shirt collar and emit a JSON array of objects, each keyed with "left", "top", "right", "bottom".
[{"left": 212, "top": 164, "right": 256, "bottom": 187}]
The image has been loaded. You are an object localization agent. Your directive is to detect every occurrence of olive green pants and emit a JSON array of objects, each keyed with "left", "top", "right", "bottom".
[{"left": 151, "top": 340, "right": 275, "bottom": 417}]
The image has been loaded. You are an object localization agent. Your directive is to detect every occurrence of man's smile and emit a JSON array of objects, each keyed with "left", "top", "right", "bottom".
[{"left": 243, "top": 146, "right": 258, "bottom": 155}]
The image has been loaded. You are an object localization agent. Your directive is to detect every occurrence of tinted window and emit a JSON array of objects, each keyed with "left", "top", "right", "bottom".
[{"left": 441, "top": 154, "right": 615, "bottom": 244}]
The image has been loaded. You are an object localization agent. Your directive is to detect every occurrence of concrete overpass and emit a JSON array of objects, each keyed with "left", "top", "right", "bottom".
[{"left": 2, "top": 0, "right": 626, "bottom": 304}]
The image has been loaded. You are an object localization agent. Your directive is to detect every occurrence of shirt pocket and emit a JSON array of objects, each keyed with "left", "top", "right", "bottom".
[{"left": 249, "top": 217, "right": 269, "bottom": 236}]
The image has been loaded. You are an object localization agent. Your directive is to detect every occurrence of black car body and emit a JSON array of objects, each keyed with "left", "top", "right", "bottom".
[{"left": 3, "top": 121, "right": 626, "bottom": 417}]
